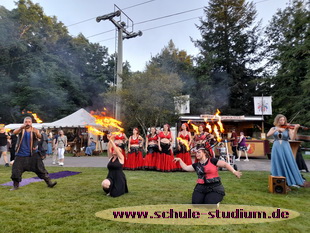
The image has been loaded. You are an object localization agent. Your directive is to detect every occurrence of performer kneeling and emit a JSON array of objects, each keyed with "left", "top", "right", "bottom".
[
  {"left": 102, "top": 135, "right": 128, "bottom": 197},
  {"left": 10, "top": 117, "right": 57, "bottom": 191},
  {"left": 174, "top": 147, "right": 242, "bottom": 204}
]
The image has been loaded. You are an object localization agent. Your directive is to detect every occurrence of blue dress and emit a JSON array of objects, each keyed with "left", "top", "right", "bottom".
[
  {"left": 47, "top": 138, "right": 53, "bottom": 155},
  {"left": 271, "top": 128, "right": 304, "bottom": 186}
]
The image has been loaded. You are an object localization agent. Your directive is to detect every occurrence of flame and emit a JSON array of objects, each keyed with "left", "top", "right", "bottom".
[
  {"left": 93, "top": 116, "right": 124, "bottom": 132},
  {"left": 206, "top": 123, "right": 212, "bottom": 133},
  {"left": 88, "top": 109, "right": 124, "bottom": 135},
  {"left": 86, "top": 126, "right": 105, "bottom": 136},
  {"left": 215, "top": 109, "right": 224, "bottom": 133},
  {"left": 22, "top": 111, "right": 43, "bottom": 123},
  {"left": 31, "top": 113, "right": 43, "bottom": 123},
  {"left": 187, "top": 120, "right": 199, "bottom": 134},
  {"left": 203, "top": 109, "right": 224, "bottom": 142},
  {"left": 213, "top": 125, "right": 222, "bottom": 142},
  {"left": 177, "top": 137, "right": 190, "bottom": 151}
]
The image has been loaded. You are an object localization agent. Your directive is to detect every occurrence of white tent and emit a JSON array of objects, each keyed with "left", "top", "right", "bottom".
[
  {"left": 5, "top": 123, "right": 43, "bottom": 130},
  {"left": 42, "top": 108, "right": 96, "bottom": 128}
]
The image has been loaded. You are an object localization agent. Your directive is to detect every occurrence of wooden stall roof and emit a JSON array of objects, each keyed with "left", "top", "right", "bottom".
[{"left": 179, "top": 115, "right": 264, "bottom": 123}]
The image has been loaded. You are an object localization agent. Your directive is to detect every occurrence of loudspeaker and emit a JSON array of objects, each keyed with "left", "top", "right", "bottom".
[{"left": 268, "top": 175, "right": 287, "bottom": 194}]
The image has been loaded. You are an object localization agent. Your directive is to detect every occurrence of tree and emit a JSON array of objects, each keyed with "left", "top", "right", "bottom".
[
  {"left": 103, "top": 65, "right": 183, "bottom": 135},
  {"left": 264, "top": 0, "right": 310, "bottom": 125},
  {"left": 148, "top": 40, "right": 195, "bottom": 95},
  {"left": 193, "top": 0, "right": 263, "bottom": 115},
  {"left": 0, "top": 0, "right": 114, "bottom": 123}
]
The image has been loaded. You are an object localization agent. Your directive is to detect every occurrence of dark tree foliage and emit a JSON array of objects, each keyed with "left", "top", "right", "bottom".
[
  {"left": 148, "top": 40, "right": 195, "bottom": 95},
  {"left": 0, "top": 0, "right": 114, "bottom": 123},
  {"left": 264, "top": 0, "right": 310, "bottom": 126},
  {"left": 193, "top": 0, "right": 263, "bottom": 115}
]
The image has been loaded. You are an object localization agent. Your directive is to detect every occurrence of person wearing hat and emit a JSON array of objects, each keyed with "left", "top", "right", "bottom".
[{"left": 174, "top": 146, "right": 242, "bottom": 204}]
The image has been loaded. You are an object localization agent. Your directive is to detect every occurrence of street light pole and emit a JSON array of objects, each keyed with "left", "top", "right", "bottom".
[
  {"left": 96, "top": 5, "right": 142, "bottom": 120},
  {"left": 115, "top": 26, "right": 123, "bottom": 120}
]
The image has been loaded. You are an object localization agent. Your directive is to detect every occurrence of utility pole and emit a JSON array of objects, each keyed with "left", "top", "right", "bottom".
[{"left": 96, "top": 5, "right": 142, "bottom": 120}]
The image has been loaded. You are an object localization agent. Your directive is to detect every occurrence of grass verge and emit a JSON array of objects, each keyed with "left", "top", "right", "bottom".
[{"left": 0, "top": 167, "right": 309, "bottom": 233}]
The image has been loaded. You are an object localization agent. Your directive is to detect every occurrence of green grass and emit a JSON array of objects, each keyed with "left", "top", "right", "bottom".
[{"left": 0, "top": 167, "right": 309, "bottom": 233}]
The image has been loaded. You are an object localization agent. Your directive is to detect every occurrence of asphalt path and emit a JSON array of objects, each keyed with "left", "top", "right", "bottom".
[
  {"left": 1, "top": 154, "right": 309, "bottom": 172},
  {"left": 37, "top": 155, "right": 309, "bottom": 172}
]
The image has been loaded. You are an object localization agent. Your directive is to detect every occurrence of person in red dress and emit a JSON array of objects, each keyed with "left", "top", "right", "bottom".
[
  {"left": 192, "top": 124, "right": 208, "bottom": 163},
  {"left": 192, "top": 124, "right": 207, "bottom": 150},
  {"left": 176, "top": 123, "right": 192, "bottom": 170},
  {"left": 124, "top": 128, "right": 144, "bottom": 170},
  {"left": 157, "top": 124, "right": 177, "bottom": 172},
  {"left": 144, "top": 127, "right": 159, "bottom": 170}
]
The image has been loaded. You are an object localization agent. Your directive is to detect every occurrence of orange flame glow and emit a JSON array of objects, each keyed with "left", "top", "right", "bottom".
[
  {"left": 88, "top": 110, "right": 124, "bottom": 136},
  {"left": 23, "top": 111, "right": 43, "bottom": 123},
  {"left": 203, "top": 109, "right": 224, "bottom": 142},
  {"left": 206, "top": 123, "right": 212, "bottom": 133},
  {"left": 177, "top": 137, "right": 190, "bottom": 151},
  {"left": 93, "top": 116, "right": 124, "bottom": 132},
  {"left": 86, "top": 126, "right": 105, "bottom": 136},
  {"left": 215, "top": 109, "right": 224, "bottom": 133},
  {"left": 31, "top": 113, "right": 43, "bottom": 123},
  {"left": 213, "top": 125, "right": 222, "bottom": 142},
  {"left": 187, "top": 120, "right": 199, "bottom": 134}
]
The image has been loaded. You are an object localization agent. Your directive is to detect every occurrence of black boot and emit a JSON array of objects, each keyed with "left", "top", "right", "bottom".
[
  {"left": 44, "top": 178, "right": 57, "bottom": 188},
  {"left": 10, "top": 181, "right": 19, "bottom": 191}
]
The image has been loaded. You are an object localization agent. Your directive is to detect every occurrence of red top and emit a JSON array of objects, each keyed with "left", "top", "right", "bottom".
[
  {"left": 148, "top": 134, "right": 158, "bottom": 142},
  {"left": 203, "top": 159, "right": 218, "bottom": 179},
  {"left": 158, "top": 131, "right": 171, "bottom": 139},
  {"left": 130, "top": 136, "right": 140, "bottom": 145},
  {"left": 194, "top": 133, "right": 206, "bottom": 141},
  {"left": 115, "top": 133, "right": 125, "bottom": 140},
  {"left": 231, "top": 132, "right": 238, "bottom": 146},
  {"left": 179, "top": 133, "right": 190, "bottom": 141},
  {"left": 195, "top": 158, "right": 219, "bottom": 184}
]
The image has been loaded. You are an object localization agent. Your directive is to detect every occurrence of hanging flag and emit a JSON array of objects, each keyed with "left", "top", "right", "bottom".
[{"left": 253, "top": 96, "right": 272, "bottom": 115}]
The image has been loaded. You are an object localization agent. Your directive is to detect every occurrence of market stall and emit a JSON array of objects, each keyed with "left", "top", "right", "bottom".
[
  {"left": 179, "top": 115, "right": 270, "bottom": 158},
  {"left": 42, "top": 108, "right": 107, "bottom": 155}
]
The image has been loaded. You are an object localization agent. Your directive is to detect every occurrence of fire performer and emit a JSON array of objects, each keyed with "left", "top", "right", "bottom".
[
  {"left": 157, "top": 124, "right": 177, "bottom": 172},
  {"left": 124, "top": 128, "right": 144, "bottom": 170},
  {"left": 192, "top": 124, "right": 207, "bottom": 150},
  {"left": 102, "top": 135, "right": 128, "bottom": 197},
  {"left": 114, "top": 131, "right": 128, "bottom": 163},
  {"left": 267, "top": 114, "right": 309, "bottom": 188},
  {"left": 10, "top": 117, "right": 57, "bottom": 191},
  {"left": 144, "top": 127, "right": 159, "bottom": 170},
  {"left": 174, "top": 146, "right": 242, "bottom": 204},
  {"left": 176, "top": 123, "right": 192, "bottom": 170}
]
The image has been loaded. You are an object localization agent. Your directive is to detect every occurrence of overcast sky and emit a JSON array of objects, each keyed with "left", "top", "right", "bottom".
[{"left": 1, "top": 0, "right": 292, "bottom": 71}]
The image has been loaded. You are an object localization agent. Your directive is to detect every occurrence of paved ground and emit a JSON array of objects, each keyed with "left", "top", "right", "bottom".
[
  {"left": 1, "top": 155, "right": 309, "bottom": 172},
  {"left": 41, "top": 156, "right": 309, "bottom": 172}
]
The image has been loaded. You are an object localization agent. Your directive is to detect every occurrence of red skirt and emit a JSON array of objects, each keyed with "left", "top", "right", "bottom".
[
  {"left": 121, "top": 148, "right": 127, "bottom": 166},
  {"left": 156, "top": 151, "right": 177, "bottom": 172},
  {"left": 144, "top": 152, "right": 158, "bottom": 170},
  {"left": 124, "top": 150, "right": 144, "bottom": 170},
  {"left": 176, "top": 151, "right": 192, "bottom": 170}
]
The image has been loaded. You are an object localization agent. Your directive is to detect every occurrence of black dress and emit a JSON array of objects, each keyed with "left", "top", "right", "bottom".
[{"left": 105, "top": 157, "right": 128, "bottom": 197}]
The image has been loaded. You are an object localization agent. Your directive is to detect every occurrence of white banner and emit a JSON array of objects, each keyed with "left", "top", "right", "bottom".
[
  {"left": 174, "top": 95, "right": 190, "bottom": 114},
  {"left": 253, "top": 96, "right": 272, "bottom": 115}
]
